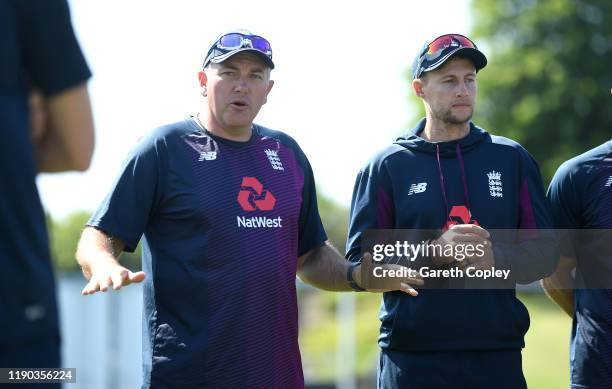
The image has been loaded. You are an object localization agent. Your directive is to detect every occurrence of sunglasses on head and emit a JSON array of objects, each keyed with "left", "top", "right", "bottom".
[
  {"left": 422, "top": 34, "right": 476, "bottom": 61},
  {"left": 214, "top": 33, "right": 272, "bottom": 56},
  {"left": 413, "top": 34, "right": 479, "bottom": 78}
]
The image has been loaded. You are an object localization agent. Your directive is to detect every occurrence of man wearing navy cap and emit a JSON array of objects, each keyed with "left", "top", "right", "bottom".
[
  {"left": 75, "top": 29, "right": 420, "bottom": 388},
  {"left": 347, "top": 33, "right": 558, "bottom": 388}
]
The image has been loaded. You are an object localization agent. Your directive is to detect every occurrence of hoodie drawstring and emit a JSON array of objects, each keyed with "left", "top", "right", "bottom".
[
  {"left": 455, "top": 143, "right": 472, "bottom": 211},
  {"left": 435, "top": 143, "right": 473, "bottom": 224},
  {"left": 435, "top": 144, "right": 450, "bottom": 222}
]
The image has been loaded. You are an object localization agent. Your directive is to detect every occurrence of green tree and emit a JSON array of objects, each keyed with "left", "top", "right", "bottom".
[
  {"left": 471, "top": 0, "right": 612, "bottom": 181},
  {"left": 406, "top": 0, "right": 611, "bottom": 182},
  {"left": 48, "top": 211, "right": 90, "bottom": 272}
]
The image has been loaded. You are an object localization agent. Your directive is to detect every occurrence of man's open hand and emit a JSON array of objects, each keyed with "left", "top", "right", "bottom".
[{"left": 81, "top": 260, "right": 146, "bottom": 295}]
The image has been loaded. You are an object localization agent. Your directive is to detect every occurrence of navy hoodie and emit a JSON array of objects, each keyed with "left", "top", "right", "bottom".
[{"left": 346, "top": 119, "right": 558, "bottom": 351}]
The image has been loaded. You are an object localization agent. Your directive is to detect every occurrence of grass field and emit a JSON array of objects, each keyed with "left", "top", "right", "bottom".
[
  {"left": 520, "top": 293, "right": 571, "bottom": 388},
  {"left": 299, "top": 291, "right": 572, "bottom": 387}
]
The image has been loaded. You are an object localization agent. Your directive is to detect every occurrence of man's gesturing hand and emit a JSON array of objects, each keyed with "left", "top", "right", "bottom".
[
  {"left": 352, "top": 252, "right": 423, "bottom": 296},
  {"left": 81, "top": 260, "right": 146, "bottom": 295}
]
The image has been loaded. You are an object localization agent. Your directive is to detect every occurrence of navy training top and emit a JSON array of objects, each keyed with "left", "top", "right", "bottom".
[
  {"left": 88, "top": 117, "right": 327, "bottom": 388},
  {"left": 347, "top": 118, "right": 557, "bottom": 352},
  {"left": 548, "top": 140, "right": 612, "bottom": 389},
  {"left": 0, "top": 0, "right": 90, "bottom": 345}
]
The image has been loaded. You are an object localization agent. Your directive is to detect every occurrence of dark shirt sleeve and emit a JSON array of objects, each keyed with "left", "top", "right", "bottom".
[
  {"left": 87, "top": 131, "right": 167, "bottom": 252},
  {"left": 14, "top": 0, "right": 91, "bottom": 95},
  {"left": 294, "top": 145, "right": 327, "bottom": 257},
  {"left": 547, "top": 162, "right": 581, "bottom": 228},
  {"left": 346, "top": 160, "right": 395, "bottom": 264},
  {"left": 547, "top": 160, "right": 581, "bottom": 258}
]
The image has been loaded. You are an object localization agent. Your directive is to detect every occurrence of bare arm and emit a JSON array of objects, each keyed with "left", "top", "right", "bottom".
[
  {"left": 296, "top": 241, "right": 422, "bottom": 295},
  {"left": 32, "top": 83, "right": 94, "bottom": 172},
  {"left": 76, "top": 226, "right": 145, "bottom": 295},
  {"left": 297, "top": 241, "right": 351, "bottom": 291},
  {"left": 541, "top": 255, "right": 576, "bottom": 317}
]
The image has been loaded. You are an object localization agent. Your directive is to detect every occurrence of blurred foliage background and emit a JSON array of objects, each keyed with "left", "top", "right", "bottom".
[
  {"left": 47, "top": 0, "right": 608, "bottom": 387},
  {"left": 409, "top": 0, "right": 611, "bottom": 183}
]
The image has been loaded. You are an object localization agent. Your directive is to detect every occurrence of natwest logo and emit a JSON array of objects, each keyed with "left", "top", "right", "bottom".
[
  {"left": 237, "top": 177, "right": 276, "bottom": 211},
  {"left": 237, "top": 216, "right": 282, "bottom": 228},
  {"left": 443, "top": 205, "right": 480, "bottom": 231},
  {"left": 236, "top": 177, "right": 282, "bottom": 229}
]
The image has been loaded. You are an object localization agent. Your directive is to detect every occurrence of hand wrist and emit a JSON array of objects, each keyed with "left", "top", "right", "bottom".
[{"left": 347, "top": 261, "right": 365, "bottom": 292}]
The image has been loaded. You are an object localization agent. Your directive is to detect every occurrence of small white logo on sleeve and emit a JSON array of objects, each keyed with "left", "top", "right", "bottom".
[
  {"left": 605, "top": 175, "right": 612, "bottom": 187},
  {"left": 265, "top": 149, "right": 284, "bottom": 171},
  {"left": 487, "top": 171, "right": 503, "bottom": 198},
  {"left": 199, "top": 151, "right": 217, "bottom": 161},
  {"left": 408, "top": 183, "right": 427, "bottom": 195}
]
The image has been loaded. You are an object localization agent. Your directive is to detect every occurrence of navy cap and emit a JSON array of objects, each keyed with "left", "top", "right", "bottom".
[
  {"left": 203, "top": 29, "right": 275, "bottom": 69},
  {"left": 412, "top": 34, "right": 487, "bottom": 79}
]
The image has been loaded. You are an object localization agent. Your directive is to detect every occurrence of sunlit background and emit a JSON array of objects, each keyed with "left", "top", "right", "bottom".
[
  {"left": 38, "top": 0, "right": 474, "bottom": 218},
  {"left": 38, "top": 0, "right": 612, "bottom": 388}
]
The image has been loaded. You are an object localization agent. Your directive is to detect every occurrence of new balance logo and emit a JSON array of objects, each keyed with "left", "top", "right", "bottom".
[
  {"left": 199, "top": 151, "right": 217, "bottom": 161},
  {"left": 408, "top": 183, "right": 427, "bottom": 195},
  {"left": 606, "top": 175, "right": 612, "bottom": 187},
  {"left": 265, "top": 149, "right": 284, "bottom": 171},
  {"left": 487, "top": 171, "right": 503, "bottom": 198}
]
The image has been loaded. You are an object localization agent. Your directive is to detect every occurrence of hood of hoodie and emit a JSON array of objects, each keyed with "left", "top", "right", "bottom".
[
  {"left": 395, "top": 118, "right": 489, "bottom": 157},
  {"left": 394, "top": 118, "right": 490, "bottom": 223}
]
